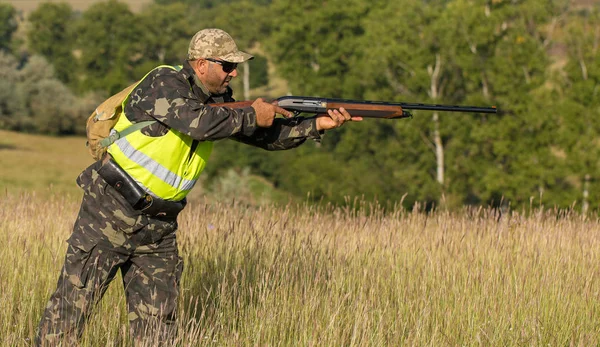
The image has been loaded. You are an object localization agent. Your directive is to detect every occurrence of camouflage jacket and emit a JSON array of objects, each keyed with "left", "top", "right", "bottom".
[{"left": 123, "top": 61, "right": 323, "bottom": 150}]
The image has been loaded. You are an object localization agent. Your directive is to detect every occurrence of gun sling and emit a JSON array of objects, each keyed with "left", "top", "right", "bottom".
[{"left": 98, "top": 157, "right": 186, "bottom": 218}]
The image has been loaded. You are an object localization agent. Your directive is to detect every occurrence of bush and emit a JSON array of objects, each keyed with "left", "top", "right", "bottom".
[{"left": 0, "top": 54, "right": 102, "bottom": 135}]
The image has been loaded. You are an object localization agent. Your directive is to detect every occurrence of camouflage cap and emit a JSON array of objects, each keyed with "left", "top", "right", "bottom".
[{"left": 188, "top": 28, "right": 254, "bottom": 63}]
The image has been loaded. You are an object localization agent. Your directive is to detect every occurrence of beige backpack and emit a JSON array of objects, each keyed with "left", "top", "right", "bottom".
[{"left": 85, "top": 82, "right": 154, "bottom": 161}]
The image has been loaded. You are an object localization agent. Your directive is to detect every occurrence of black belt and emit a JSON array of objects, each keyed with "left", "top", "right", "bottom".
[{"left": 98, "top": 159, "right": 186, "bottom": 218}]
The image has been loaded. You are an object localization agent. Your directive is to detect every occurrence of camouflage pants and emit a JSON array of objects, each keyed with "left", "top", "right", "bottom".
[{"left": 36, "top": 162, "right": 183, "bottom": 346}]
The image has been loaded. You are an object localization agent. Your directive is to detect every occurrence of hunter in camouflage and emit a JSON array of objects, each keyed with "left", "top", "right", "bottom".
[
  {"left": 37, "top": 161, "right": 182, "bottom": 345},
  {"left": 37, "top": 28, "right": 358, "bottom": 345}
]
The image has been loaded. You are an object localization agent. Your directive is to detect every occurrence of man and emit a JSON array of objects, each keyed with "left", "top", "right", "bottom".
[{"left": 36, "top": 28, "right": 360, "bottom": 345}]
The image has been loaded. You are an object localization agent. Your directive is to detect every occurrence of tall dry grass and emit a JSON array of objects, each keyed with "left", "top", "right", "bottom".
[{"left": 1, "top": 192, "right": 600, "bottom": 346}]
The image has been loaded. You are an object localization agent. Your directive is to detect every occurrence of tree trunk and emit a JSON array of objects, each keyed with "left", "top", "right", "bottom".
[
  {"left": 583, "top": 174, "right": 590, "bottom": 214},
  {"left": 433, "top": 112, "right": 444, "bottom": 185},
  {"left": 428, "top": 54, "right": 444, "bottom": 186}
]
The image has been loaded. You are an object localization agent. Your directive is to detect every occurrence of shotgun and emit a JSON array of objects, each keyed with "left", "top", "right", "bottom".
[{"left": 213, "top": 96, "right": 497, "bottom": 119}]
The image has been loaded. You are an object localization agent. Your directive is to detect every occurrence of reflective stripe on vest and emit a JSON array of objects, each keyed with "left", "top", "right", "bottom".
[
  {"left": 107, "top": 65, "right": 213, "bottom": 201},
  {"left": 111, "top": 135, "right": 197, "bottom": 191}
]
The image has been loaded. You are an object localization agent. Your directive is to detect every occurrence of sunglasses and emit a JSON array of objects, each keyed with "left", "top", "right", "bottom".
[{"left": 205, "top": 58, "right": 238, "bottom": 73}]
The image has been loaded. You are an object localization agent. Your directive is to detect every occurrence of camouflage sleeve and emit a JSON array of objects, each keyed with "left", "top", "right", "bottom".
[
  {"left": 232, "top": 116, "right": 324, "bottom": 150},
  {"left": 129, "top": 67, "right": 258, "bottom": 140}
]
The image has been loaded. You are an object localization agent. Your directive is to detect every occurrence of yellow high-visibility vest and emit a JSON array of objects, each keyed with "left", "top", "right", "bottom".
[{"left": 107, "top": 65, "right": 213, "bottom": 201}]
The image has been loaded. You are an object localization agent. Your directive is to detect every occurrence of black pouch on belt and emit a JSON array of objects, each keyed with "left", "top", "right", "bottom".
[{"left": 98, "top": 159, "right": 148, "bottom": 209}]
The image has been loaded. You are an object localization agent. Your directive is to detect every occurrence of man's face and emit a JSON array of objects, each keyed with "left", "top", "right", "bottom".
[{"left": 194, "top": 59, "right": 238, "bottom": 94}]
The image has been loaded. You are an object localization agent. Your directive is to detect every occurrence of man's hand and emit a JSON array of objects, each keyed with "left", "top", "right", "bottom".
[
  {"left": 316, "top": 107, "right": 363, "bottom": 131},
  {"left": 251, "top": 98, "right": 293, "bottom": 128}
]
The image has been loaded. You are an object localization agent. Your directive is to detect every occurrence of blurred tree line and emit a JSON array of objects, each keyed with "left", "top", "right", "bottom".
[{"left": 0, "top": 0, "right": 599, "bottom": 212}]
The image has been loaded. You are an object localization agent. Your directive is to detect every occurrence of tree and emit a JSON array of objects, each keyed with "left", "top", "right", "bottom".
[
  {"left": 0, "top": 52, "right": 24, "bottom": 130},
  {"left": 413, "top": 0, "right": 571, "bottom": 208},
  {"left": 74, "top": 0, "right": 142, "bottom": 95},
  {"left": 17, "top": 56, "right": 85, "bottom": 135},
  {"left": 559, "top": 5, "right": 600, "bottom": 212},
  {"left": 27, "top": 2, "right": 77, "bottom": 85},
  {"left": 134, "top": 2, "right": 195, "bottom": 76},
  {"left": 267, "top": 0, "right": 372, "bottom": 97},
  {"left": 0, "top": 3, "right": 18, "bottom": 53},
  {"left": 343, "top": 0, "right": 450, "bottom": 207}
]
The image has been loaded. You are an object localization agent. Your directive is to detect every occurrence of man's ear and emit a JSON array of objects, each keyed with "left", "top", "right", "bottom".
[{"left": 192, "top": 59, "right": 207, "bottom": 76}]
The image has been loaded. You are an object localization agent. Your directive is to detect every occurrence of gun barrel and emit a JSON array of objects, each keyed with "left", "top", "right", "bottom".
[
  {"left": 277, "top": 97, "right": 498, "bottom": 114},
  {"left": 400, "top": 103, "right": 497, "bottom": 114}
]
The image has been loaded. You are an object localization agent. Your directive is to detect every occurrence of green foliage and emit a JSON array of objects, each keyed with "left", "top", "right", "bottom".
[
  {"left": 207, "top": 0, "right": 271, "bottom": 47},
  {"left": 249, "top": 54, "right": 268, "bottom": 88},
  {"left": 133, "top": 3, "right": 196, "bottom": 76},
  {"left": 204, "top": 167, "right": 289, "bottom": 205},
  {"left": 202, "top": 0, "right": 600, "bottom": 211},
  {"left": 558, "top": 6, "right": 600, "bottom": 210},
  {"left": 27, "top": 2, "right": 77, "bottom": 85},
  {"left": 154, "top": 0, "right": 272, "bottom": 9},
  {"left": 17, "top": 57, "right": 81, "bottom": 135},
  {"left": 0, "top": 52, "right": 24, "bottom": 129},
  {"left": 3, "top": 0, "right": 600, "bottom": 210},
  {"left": 74, "top": 0, "right": 142, "bottom": 94},
  {"left": 428, "top": 0, "right": 560, "bottom": 207},
  {"left": 0, "top": 3, "right": 17, "bottom": 53},
  {"left": 0, "top": 53, "right": 100, "bottom": 135},
  {"left": 267, "top": 0, "right": 373, "bottom": 97},
  {"left": 562, "top": 6, "right": 600, "bottom": 106}
]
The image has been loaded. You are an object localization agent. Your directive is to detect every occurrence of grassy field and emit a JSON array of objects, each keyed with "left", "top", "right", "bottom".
[
  {"left": 2, "top": 130, "right": 600, "bottom": 345},
  {"left": 2, "top": 193, "right": 600, "bottom": 345},
  {"left": 0, "top": 130, "right": 94, "bottom": 198}
]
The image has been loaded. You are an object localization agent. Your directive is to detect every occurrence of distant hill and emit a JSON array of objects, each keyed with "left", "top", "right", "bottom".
[{"left": 5, "top": 0, "right": 153, "bottom": 14}]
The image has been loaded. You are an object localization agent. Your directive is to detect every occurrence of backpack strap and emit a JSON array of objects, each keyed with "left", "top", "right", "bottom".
[
  {"left": 98, "top": 66, "right": 183, "bottom": 149},
  {"left": 99, "top": 120, "right": 156, "bottom": 148}
]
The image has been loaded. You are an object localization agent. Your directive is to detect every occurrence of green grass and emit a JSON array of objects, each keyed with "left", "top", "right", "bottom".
[{"left": 0, "top": 130, "right": 93, "bottom": 198}]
